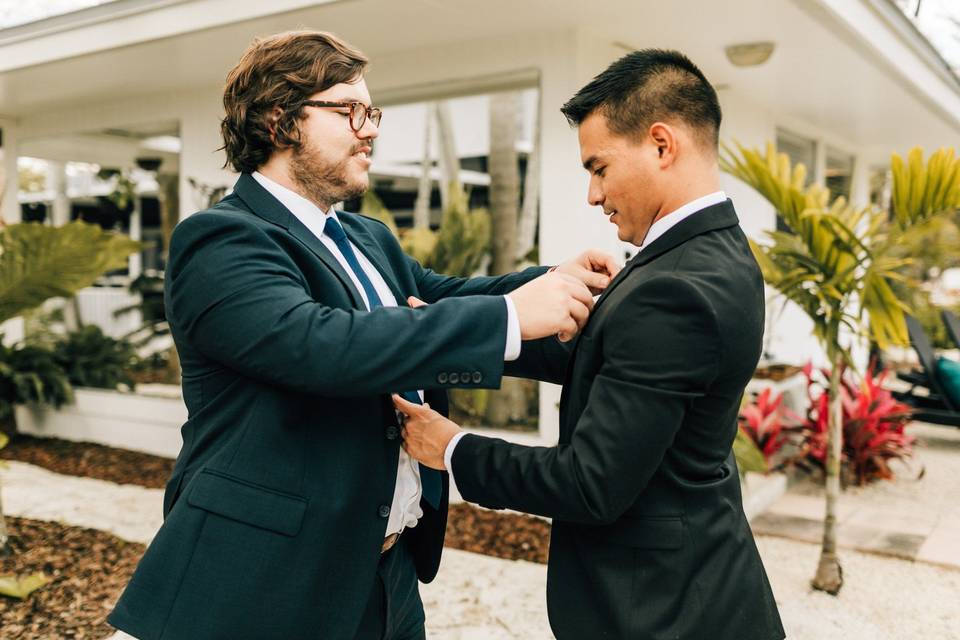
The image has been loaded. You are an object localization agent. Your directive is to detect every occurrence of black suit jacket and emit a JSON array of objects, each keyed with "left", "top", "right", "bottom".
[
  {"left": 455, "top": 201, "right": 785, "bottom": 640},
  {"left": 109, "top": 174, "right": 547, "bottom": 640}
]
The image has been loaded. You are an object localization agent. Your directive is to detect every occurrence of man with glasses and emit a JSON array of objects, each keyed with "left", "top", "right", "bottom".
[{"left": 108, "top": 30, "right": 617, "bottom": 640}]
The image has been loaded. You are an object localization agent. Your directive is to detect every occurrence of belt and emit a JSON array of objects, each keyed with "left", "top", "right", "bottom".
[{"left": 381, "top": 530, "right": 402, "bottom": 554}]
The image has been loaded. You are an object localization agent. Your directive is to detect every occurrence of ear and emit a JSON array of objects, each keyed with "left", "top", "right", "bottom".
[
  {"left": 267, "top": 107, "right": 284, "bottom": 142},
  {"left": 648, "top": 122, "right": 678, "bottom": 168}
]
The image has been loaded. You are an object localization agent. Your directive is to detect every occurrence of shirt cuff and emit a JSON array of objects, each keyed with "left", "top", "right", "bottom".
[
  {"left": 444, "top": 431, "right": 469, "bottom": 473},
  {"left": 503, "top": 295, "right": 521, "bottom": 361}
]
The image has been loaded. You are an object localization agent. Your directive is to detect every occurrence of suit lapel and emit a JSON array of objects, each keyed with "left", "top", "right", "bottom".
[
  {"left": 338, "top": 213, "right": 408, "bottom": 304},
  {"left": 559, "top": 200, "right": 741, "bottom": 438},
  {"left": 592, "top": 199, "right": 740, "bottom": 315},
  {"left": 232, "top": 174, "right": 366, "bottom": 310}
]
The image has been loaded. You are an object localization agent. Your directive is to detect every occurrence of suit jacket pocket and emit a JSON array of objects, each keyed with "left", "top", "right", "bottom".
[
  {"left": 187, "top": 469, "right": 307, "bottom": 537},
  {"left": 586, "top": 514, "right": 683, "bottom": 549}
]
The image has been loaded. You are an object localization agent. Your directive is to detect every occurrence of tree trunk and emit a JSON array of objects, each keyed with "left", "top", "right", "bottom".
[
  {"left": 485, "top": 91, "right": 526, "bottom": 426},
  {"left": 158, "top": 173, "right": 181, "bottom": 382},
  {"left": 516, "top": 92, "right": 540, "bottom": 263},
  {"left": 435, "top": 101, "right": 461, "bottom": 213},
  {"left": 0, "top": 483, "right": 8, "bottom": 552},
  {"left": 413, "top": 104, "right": 434, "bottom": 229},
  {"left": 812, "top": 352, "right": 844, "bottom": 594}
]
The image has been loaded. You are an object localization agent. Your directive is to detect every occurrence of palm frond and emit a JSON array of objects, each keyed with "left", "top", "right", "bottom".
[{"left": 0, "top": 222, "right": 141, "bottom": 324}]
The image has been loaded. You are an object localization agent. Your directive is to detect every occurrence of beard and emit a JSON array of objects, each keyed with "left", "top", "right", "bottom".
[{"left": 289, "top": 139, "right": 368, "bottom": 209}]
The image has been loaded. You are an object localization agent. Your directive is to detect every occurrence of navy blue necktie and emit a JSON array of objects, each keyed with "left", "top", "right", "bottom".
[{"left": 323, "top": 216, "right": 442, "bottom": 509}]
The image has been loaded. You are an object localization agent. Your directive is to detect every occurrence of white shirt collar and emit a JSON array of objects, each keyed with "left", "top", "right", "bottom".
[
  {"left": 251, "top": 171, "right": 339, "bottom": 229},
  {"left": 639, "top": 190, "right": 727, "bottom": 252}
]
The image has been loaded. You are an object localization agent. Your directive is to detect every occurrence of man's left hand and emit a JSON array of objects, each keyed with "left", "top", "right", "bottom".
[
  {"left": 555, "top": 250, "right": 623, "bottom": 295},
  {"left": 392, "top": 394, "right": 461, "bottom": 471}
]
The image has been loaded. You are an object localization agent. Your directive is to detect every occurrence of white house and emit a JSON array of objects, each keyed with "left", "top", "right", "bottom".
[{"left": 1, "top": 0, "right": 959, "bottom": 442}]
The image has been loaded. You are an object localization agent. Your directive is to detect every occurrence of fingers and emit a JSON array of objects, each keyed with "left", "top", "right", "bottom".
[
  {"left": 558, "top": 274, "right": 594, "bottom": 310},
  {"left": 407, "top": 296, "right": 428, "bottom": 308},
  {"left": 587, "top": 250, "right": 623, "bottom": 278},
  {"left": 569, "top": 298, "right": 590, "bottom": 330},
  {"left": 392, "top": 394, "right": 428, "bottom": 416},
  {"left": 580, "top": 269, "right": 611, "bottom": 292}
]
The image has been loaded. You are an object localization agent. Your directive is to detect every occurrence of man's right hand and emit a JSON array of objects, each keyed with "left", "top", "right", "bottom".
[{"left": 509, "top": 272, "right": 594, "bottom": 342}]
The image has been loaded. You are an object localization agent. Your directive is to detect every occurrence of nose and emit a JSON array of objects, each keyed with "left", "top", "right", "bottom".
[
  {"left": 587, "top": 176, "right": 604, "bottom": 207},
  {"left": 358, "top": 116, "right": 379, "bottom": 140}
]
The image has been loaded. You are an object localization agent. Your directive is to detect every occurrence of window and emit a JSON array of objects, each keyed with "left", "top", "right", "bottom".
[
  {"left": 825, "top": 147, "right": 855, "bottom": 203},
  {"left": 774, "top": 129, "right": 816, "bottom": 231}
]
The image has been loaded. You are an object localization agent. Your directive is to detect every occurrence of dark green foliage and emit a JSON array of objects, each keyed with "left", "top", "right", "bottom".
[
  {"left": 0, "top": 341, "right": 72, "bottom": 424},
  {"left": 54, "top": 326, "right": 136, "bottom": 390}
]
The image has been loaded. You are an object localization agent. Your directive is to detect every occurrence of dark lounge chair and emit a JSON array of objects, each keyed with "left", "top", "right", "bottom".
[
  {"left": 942, "top": 309, "right": 960, "bottom": 350},
  {"left": 893, "top": 315, "right": 960, "bottom": 427}
]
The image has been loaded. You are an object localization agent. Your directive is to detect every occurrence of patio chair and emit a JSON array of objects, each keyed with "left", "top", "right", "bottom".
[
  {"left": 942, "top": 309, "right": 960, "bottom": 350},
  {"left": 892, "top": 315, "right": 960, "bottom": 427}
]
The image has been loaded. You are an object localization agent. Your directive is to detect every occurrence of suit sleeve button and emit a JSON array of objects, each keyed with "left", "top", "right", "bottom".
[
  {"left": 378, "top": 505, "right": 391, "bottom": 518},
  {"left": 449, "top": 372, "right": 460, "bottom": 384},
  {"left": 437, "top": 372, "right": 449, "bottom": 384},
  {"left": 472, "top": 372, "right": 482, "bottom": 384}
]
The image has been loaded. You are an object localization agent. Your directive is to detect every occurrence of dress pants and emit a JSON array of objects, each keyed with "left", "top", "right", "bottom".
[
  {"left": 110, "top": 540, "right": 425, "bottom": 640},
  {"left": 354, "top": 538, "right": 426, "bottom": 640}
]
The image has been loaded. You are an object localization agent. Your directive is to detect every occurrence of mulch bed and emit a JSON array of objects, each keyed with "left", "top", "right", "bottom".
[
  {"left": 445, "top": 503, "right": 550, "bottom": 564},
  {"left": 0, "top": 435, "right": 174, "bottom": 489},
  {"left": 1, "top": 435, "right": 551, "bottom": 638},
  {"left": 0, "top": 517, "right": 145, "bottom": 640}
]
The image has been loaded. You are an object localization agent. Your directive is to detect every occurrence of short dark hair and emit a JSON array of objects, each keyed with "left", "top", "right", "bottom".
[
  {"left": 220, "top": 30, "right": 368, "bottom": 173},
  {"left": 561, "top": 49, "right": 721, "bottom": 150}
]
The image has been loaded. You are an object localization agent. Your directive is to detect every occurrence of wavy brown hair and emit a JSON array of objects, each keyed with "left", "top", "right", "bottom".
[{"left": 220, "top": 30, "right": 368, "bottom": 173}]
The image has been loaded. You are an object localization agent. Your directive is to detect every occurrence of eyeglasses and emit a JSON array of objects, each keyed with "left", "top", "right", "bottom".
[{"left": 301, "top": 100, "right": 382, "bottom": 132}]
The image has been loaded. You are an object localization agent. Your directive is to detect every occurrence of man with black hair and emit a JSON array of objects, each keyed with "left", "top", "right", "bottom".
[{"left": 397, "top": 49, "right": 785, "bottom": 640}]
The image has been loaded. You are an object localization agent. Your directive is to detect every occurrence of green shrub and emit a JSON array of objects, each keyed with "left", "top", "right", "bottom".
[{"left": 54, "top": 326, "right": 136, "bottom": 390}]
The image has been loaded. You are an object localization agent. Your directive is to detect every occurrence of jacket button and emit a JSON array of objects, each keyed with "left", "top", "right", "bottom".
[
  {"left": 378, "top": 505, "right": 391, "bottom": 519},
  {"left": 460, "top": 372, "right": 471, "bottom": 384},
  {"left": 385, "top": 425, "right": 399, "bottom": 440},
  {"left": 449, "top": 372, "right": 460, "bottom": 384},
  {"left": 437, "top": 372, "right": 449, "bottom": 384},
  {"left": 472, "top": 372, "right": 482, "bottom": 384}
]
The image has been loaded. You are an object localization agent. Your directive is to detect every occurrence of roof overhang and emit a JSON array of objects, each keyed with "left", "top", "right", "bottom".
[{"left": 0, "top": 0, "right": 957, "bottom": 157}]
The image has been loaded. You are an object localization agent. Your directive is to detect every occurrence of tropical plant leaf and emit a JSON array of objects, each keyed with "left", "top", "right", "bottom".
[
  {"left": 733, "top": 428, "right": 768, "bottom": 474},
  {"left": 0, "top": 222, "right": 140, "bottom": 323},
  {"left": 0, "top": 573, "right": 48, "bottom": 599}
]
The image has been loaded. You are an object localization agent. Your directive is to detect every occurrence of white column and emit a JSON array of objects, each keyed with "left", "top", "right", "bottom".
[
  {"left": 0, "top": 120, "right": 24, "bottom": 344},
  {"left": 0, "top": 119, "right": 21, "bottom": 224},
  {"left": 177, "top": 88, "right": 236, "bottom": 220},
  {"left": 47, "top": 160, "right": 71, "bottom": 226},
  {"left": 128, "top": 195, "right": 142, "bottom": 279},
  {"left": 534, "top": 31, "right": 626, "bottom": 444}
]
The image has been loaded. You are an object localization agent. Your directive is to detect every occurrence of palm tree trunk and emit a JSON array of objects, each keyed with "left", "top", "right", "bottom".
[
  {"left": 158, "top": 173, "right": 181, "bottom": 382},
  {"left": 485, "top": 91, "right": 526, "bottom": 426},
  {"left": 0, "top": 485, "right": 8, "bottom": 552},
  {"left": 516, "top": 92, "right": 540, "bottom": 263},
  {"left": 413, "top": 104, "right": 434, "bottom": 229},
  {"left": 435, "top": 101, "right": 461, "bottom": 213},
  {"left": 812, "top": 352, "right": 844, "bottom": 594}
]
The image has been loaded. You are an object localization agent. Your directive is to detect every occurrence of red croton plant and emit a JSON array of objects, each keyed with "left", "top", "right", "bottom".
[
  {"left": 737, "top": 387, "right": 804, "bottom": 471},
  {"left": 800, "top": 361, "right": 916, "bottom": 485}
]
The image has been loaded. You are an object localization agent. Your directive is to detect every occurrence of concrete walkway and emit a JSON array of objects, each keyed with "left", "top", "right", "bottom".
[{"left": 751, "top": 422, "right": 960, "bottom": 569}]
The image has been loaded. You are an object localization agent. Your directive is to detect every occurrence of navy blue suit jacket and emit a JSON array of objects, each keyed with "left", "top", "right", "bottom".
[{"left": 109, "top": 174, "right": 547, "bottom": 640}]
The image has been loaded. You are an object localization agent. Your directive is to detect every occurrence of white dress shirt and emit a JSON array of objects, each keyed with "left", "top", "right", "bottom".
[
  {"left": 252, "top": 171, "right": 520, "bottom": 535},
  {"left": 443, "top": 190, "right": 728, "bottom": 472}
]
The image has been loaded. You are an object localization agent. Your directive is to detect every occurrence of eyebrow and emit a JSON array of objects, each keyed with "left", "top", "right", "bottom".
[{"left": 582, "top": 155, "right": 598, "bottom": 171}]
